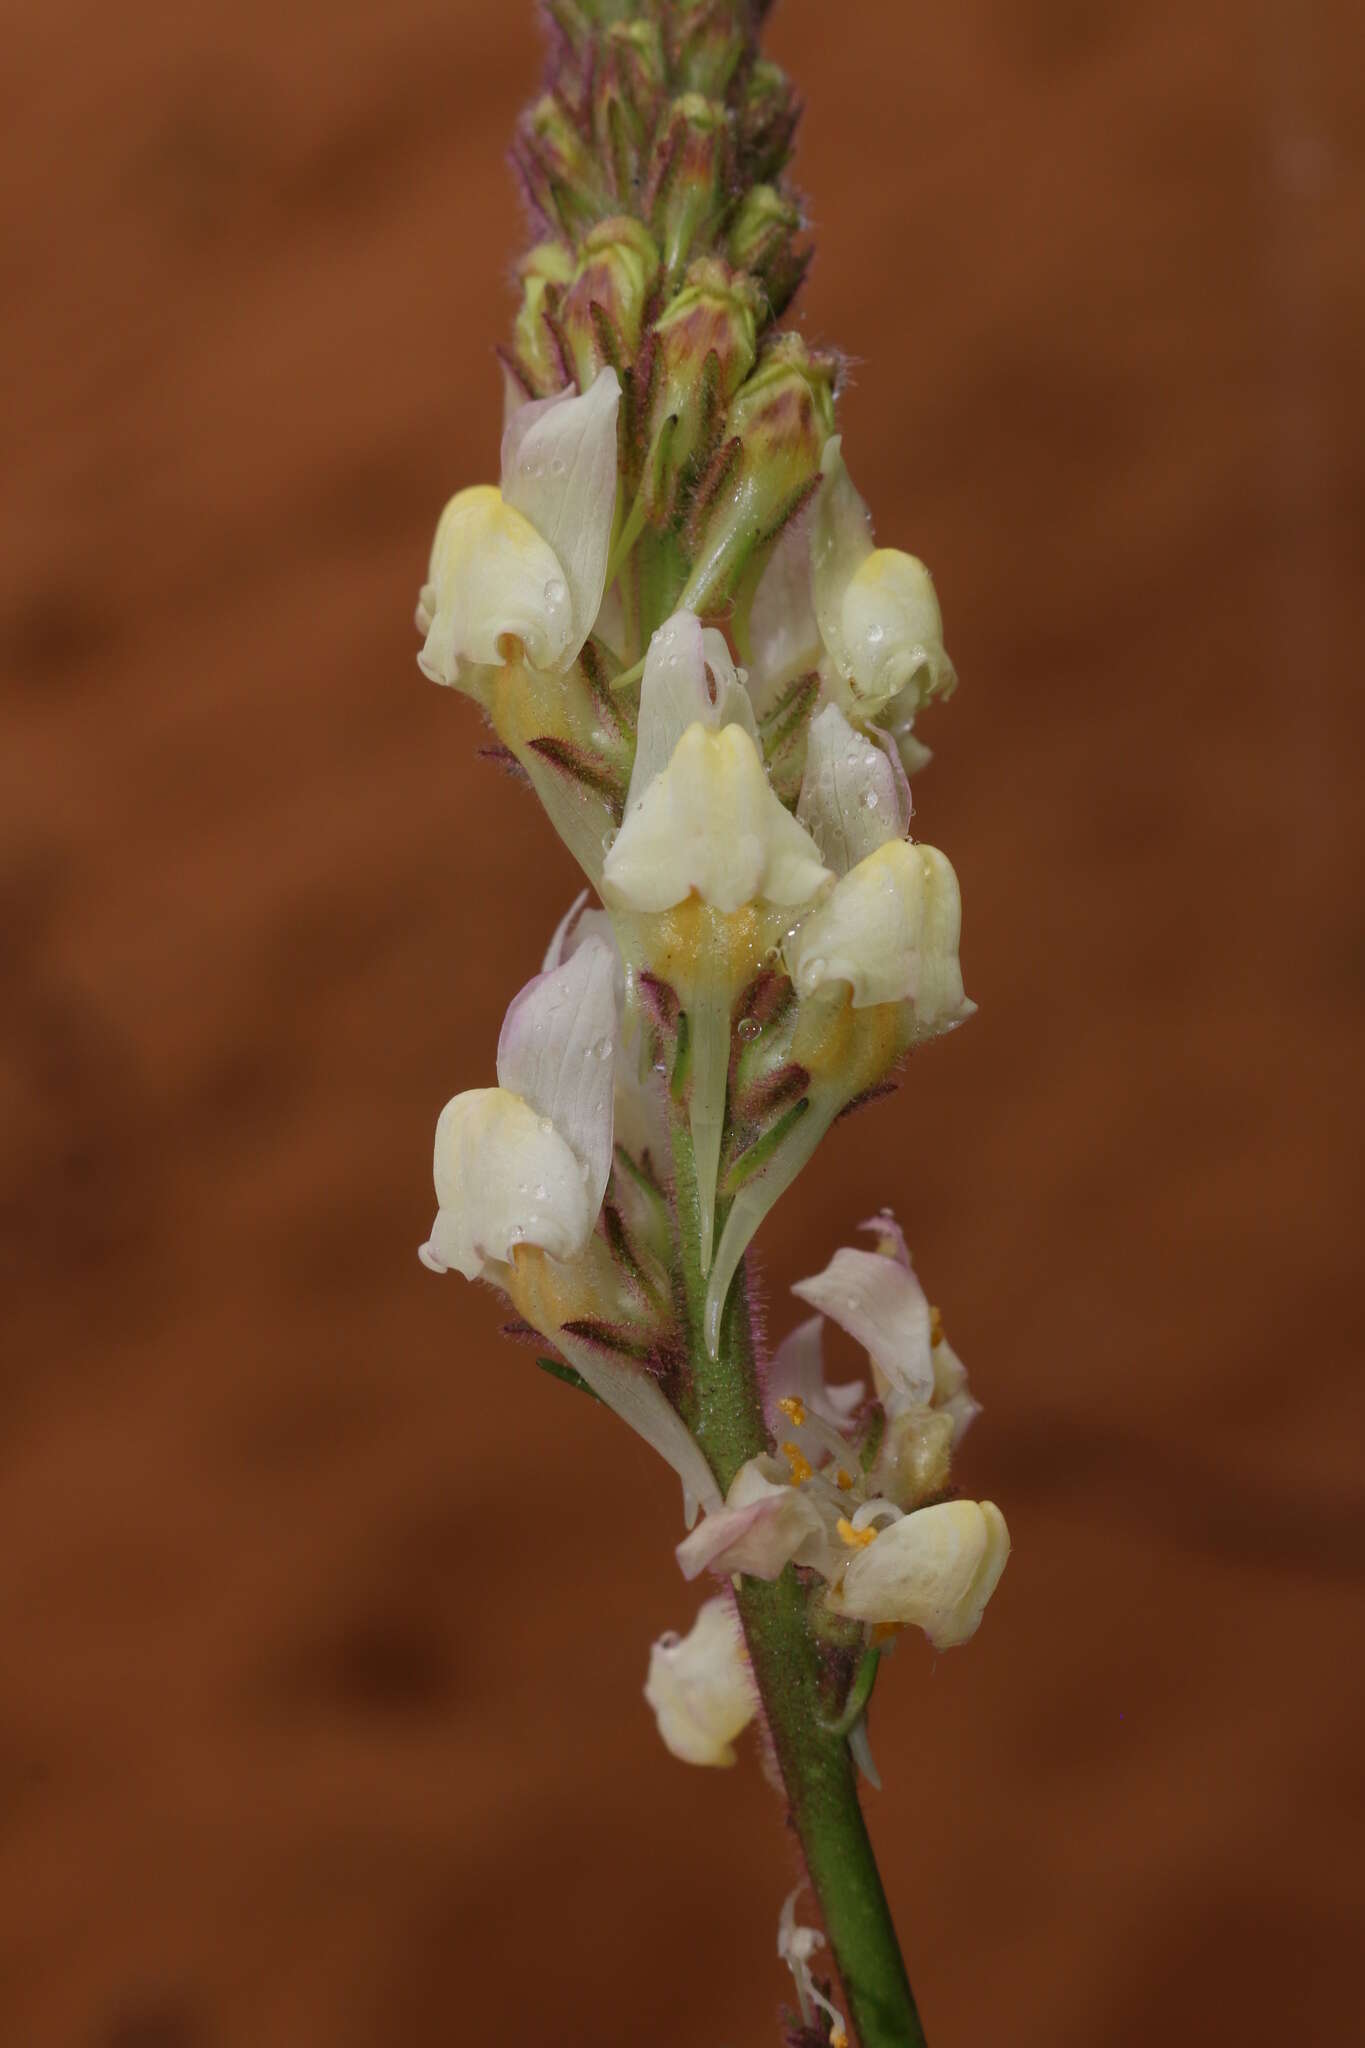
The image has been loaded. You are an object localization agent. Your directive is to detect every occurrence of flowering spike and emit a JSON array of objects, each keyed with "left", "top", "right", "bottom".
[{"left": 413, "top": 10, "right": 1003, "bottom": 2043}]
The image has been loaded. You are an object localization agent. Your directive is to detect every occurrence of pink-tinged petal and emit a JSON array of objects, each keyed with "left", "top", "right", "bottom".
[
  {"left": 811, "top": 435, "right": 874, "bottom": 687},
  {"left": 826, "top": 1499, "right": 1010, "bottom": 1648},
  {"left": 500, "top": 366, "right": 621, "bottom": 659},
  {"left": 644, "top": 1595, "right": 756, "bottom": 1767},
  {"left": 625, "top": 611, "right": 759, "bottom": 813},
  {"left": 792, "top": 1246, "right": 935, "bottom": 1407},
  {"left": 766, "top": 1315, "right": 863, "bottom": 1435},
  {"left": 497, "top": 936, "right": 618, "bottom": 1211},
  {"left": 422, "top": 1087, "right": 593, "bottom": 1279},
  {"left": 748, "top": 505, "right": 822, "bottom": 716},
  {"left": 677, "top": 1457, "right": 835, "bottom": 1582},
  {"left": 796, "top": 702, "right": 911, "bottom": 875},
  {"left": 860, "top": 1207, "right": 911, "bottom": 1267}
]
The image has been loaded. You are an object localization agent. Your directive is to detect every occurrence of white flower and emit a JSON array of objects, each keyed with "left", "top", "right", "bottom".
[
  {"left": 786, "top": 837, "right": 971, "bottom": 1029},
  {"left": 644, "top": 1595, "right": 757, "bottom": 1767},
  {"left": 825, "top": 1499, "right": 1010, "bottom": 1650},
  {"left": 416, "top": 367, "right": 621, "bottom": 688},
  {"left": 419, "top": 934, "right": 618, "bottom": 1280},
  {"left": 603, "top": 611, "right": 831, "bottom": 915},
  {"left": 812, "top": 435, "right": 956, "bottom": 722}
]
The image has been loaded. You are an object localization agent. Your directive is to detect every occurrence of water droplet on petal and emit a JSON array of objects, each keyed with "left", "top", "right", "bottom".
[
  {"left": 737, "top": 1017, "right": 761, "bottom": 1043},
  {"left": 544, "top": 576, "right": 567, "bottom": 607}
]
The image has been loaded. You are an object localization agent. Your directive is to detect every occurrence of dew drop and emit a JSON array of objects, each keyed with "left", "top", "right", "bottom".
[
  {"left": 737, "top": 1016, "right": 761, "bottom": 1042},
  {"left": 544, "top": 576, "right": 567, "bottom": 607}
]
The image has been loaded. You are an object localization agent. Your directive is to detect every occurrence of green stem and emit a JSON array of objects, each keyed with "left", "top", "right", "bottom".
[{"left": 670, "top": 1115, "right": 927, "bottom": 2048}]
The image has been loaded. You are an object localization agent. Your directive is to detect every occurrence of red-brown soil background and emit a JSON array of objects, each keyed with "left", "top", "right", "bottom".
[{"left": 3, "top": 3, "right": 1362, "bottom": 2043}]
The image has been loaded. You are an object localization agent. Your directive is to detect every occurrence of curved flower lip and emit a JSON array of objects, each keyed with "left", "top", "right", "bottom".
[
  {"left": 625, "top": 609, "right": 758, "bottom": 812},
  {"left": 604, "top": 720, "right": 832, "bottom": 914},
  {"left": 420, "top": 936, "right": 619, "bottom": 1282},
  {"left": 644, "top": 1594, "right": 756, "bottom": 1768},
  {"left": 417, "top": 367, "right": 621, "bottom": 687},
  {"left": 796, "top": 701, "right": 911, "bottom": 876},
  {"left": 792, "top": 1241, "right": 936, "bottom": 1409},
  {"left": 676, "top": 1455, "right": 837, "bottom": 1583},
  {"left": 812, "top": 435, "right": 955, "bottom": 719},
  {"left": 786, "top": 837, "right": 972, "bottom": 1025},
  {"left": 825, "top": 1498, "right": 1010, "bottom": 1648},
  {"left": 420, "top": 1086, "right": 591, "bottom": 1279}
]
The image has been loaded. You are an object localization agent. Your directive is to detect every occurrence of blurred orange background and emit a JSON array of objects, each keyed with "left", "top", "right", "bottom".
[{"left": 3, "top": 2, "right": 1362, "bottom": 2043}]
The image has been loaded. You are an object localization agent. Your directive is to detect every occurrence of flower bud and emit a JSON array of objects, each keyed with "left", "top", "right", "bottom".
[
  {"left": 641, "top": 259, "right": 759, "bottom": 517},
  {"left": 513, "top": 92, "right": 606, "bottom": 241},
  {"left": 735, "top": 58, "right": 800, "bottom": 183},
  {"left": 509, "top": 241, "right": 573, "bottom": 398},
  {"left": 682, "top": 335, "right": 838, "bottom": 614},
  {"left": 593, "top": 17, "right": 667, "bottom": 199},
  {"left": 727, "top": 183, "right": 809, "bottom": 319},
  {"left": 559, "top": 215, "right": 660, "bottom": 388},
  {"left": 645, "top": 93, "right": 733, "bottom": 276},
  {"left": 667, "top": 0, "right": 747, "bottom": 98}
]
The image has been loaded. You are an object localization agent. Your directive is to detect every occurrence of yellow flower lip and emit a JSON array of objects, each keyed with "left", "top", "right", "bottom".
[{"left": 837, "top": 1516, "right": 878, "bottom": 1550}]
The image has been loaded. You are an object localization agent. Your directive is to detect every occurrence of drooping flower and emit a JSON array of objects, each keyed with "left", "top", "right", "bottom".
[
  {"left": 416, "top": 366, "right": 621, "bottom": 691},
  {"left": 644, "top": 1594, "right": 757, "bottom": 1767},
  {"left": 419, "top": 935, "right": 619, "bottom": 1280},
  {"left": 419, "top": 930, "right": 720, "bottom": 1518}
]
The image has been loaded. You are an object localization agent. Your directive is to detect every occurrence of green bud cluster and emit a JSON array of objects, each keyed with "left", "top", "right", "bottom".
[{"left": 506, "top": 0, "right": 837, "bottom": 623}]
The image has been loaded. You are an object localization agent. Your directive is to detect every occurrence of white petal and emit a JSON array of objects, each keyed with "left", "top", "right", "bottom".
[
  {"left": 747, "top": 506, "right": 822, "bottom": 716},
  {"left": 644, "top": 1596, "right": 756, "bottom": 1767},
  {"left": 500, "top": 366, "right": 621, "bottom": 660},
  {"left": 786, "top": 838, "right": 971, "bottom": 1027},
  {"left": 554, "top": 1329, "right": 721, "bottom": 1518},
  {"left": 811, "top": 435, "right": 875, "bottom": 687},
  {"left": 792, "top": 1245, "right": 935, "bottom": 1407},
  {"left": 932, "top": 1334, "right": 981, "bottom": 1443},
  {"left": 827, "top": 1499, "right": 1010, "bottom": 1648},
  {"left": 501, "top": 362, "right": 533, "bottom": 432},
  {"left": 626, "top": 610, "right": 758, "bottom": 812},
  {"left": 422, "top": 1087, "right": 594, "bottom": 1279},
  {"left": 767, "top": 1315, "right": 863, "bottom": 1433},
  {"left": 796, "top": 702, "right": 911, "bottom": 875},
  {"left": 497, "top": 937, "right": 618, "bottom": 1211},
  {"left": 418, "top": 484, "right": 574, "bottom": 683},
  {"left": 676, "top": 1456, "right": 835, "bottom": 1582},
  {"left": 604, "top": 722, "right": 831, "bottom": 913},
  {"left": 841, "top": 548, "right": 955, "bottom": 715}
]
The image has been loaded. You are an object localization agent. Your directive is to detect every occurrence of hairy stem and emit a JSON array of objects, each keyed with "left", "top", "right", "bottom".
[{"left": 671, "top": 1116, "right": 928, "bottom": 2048}]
